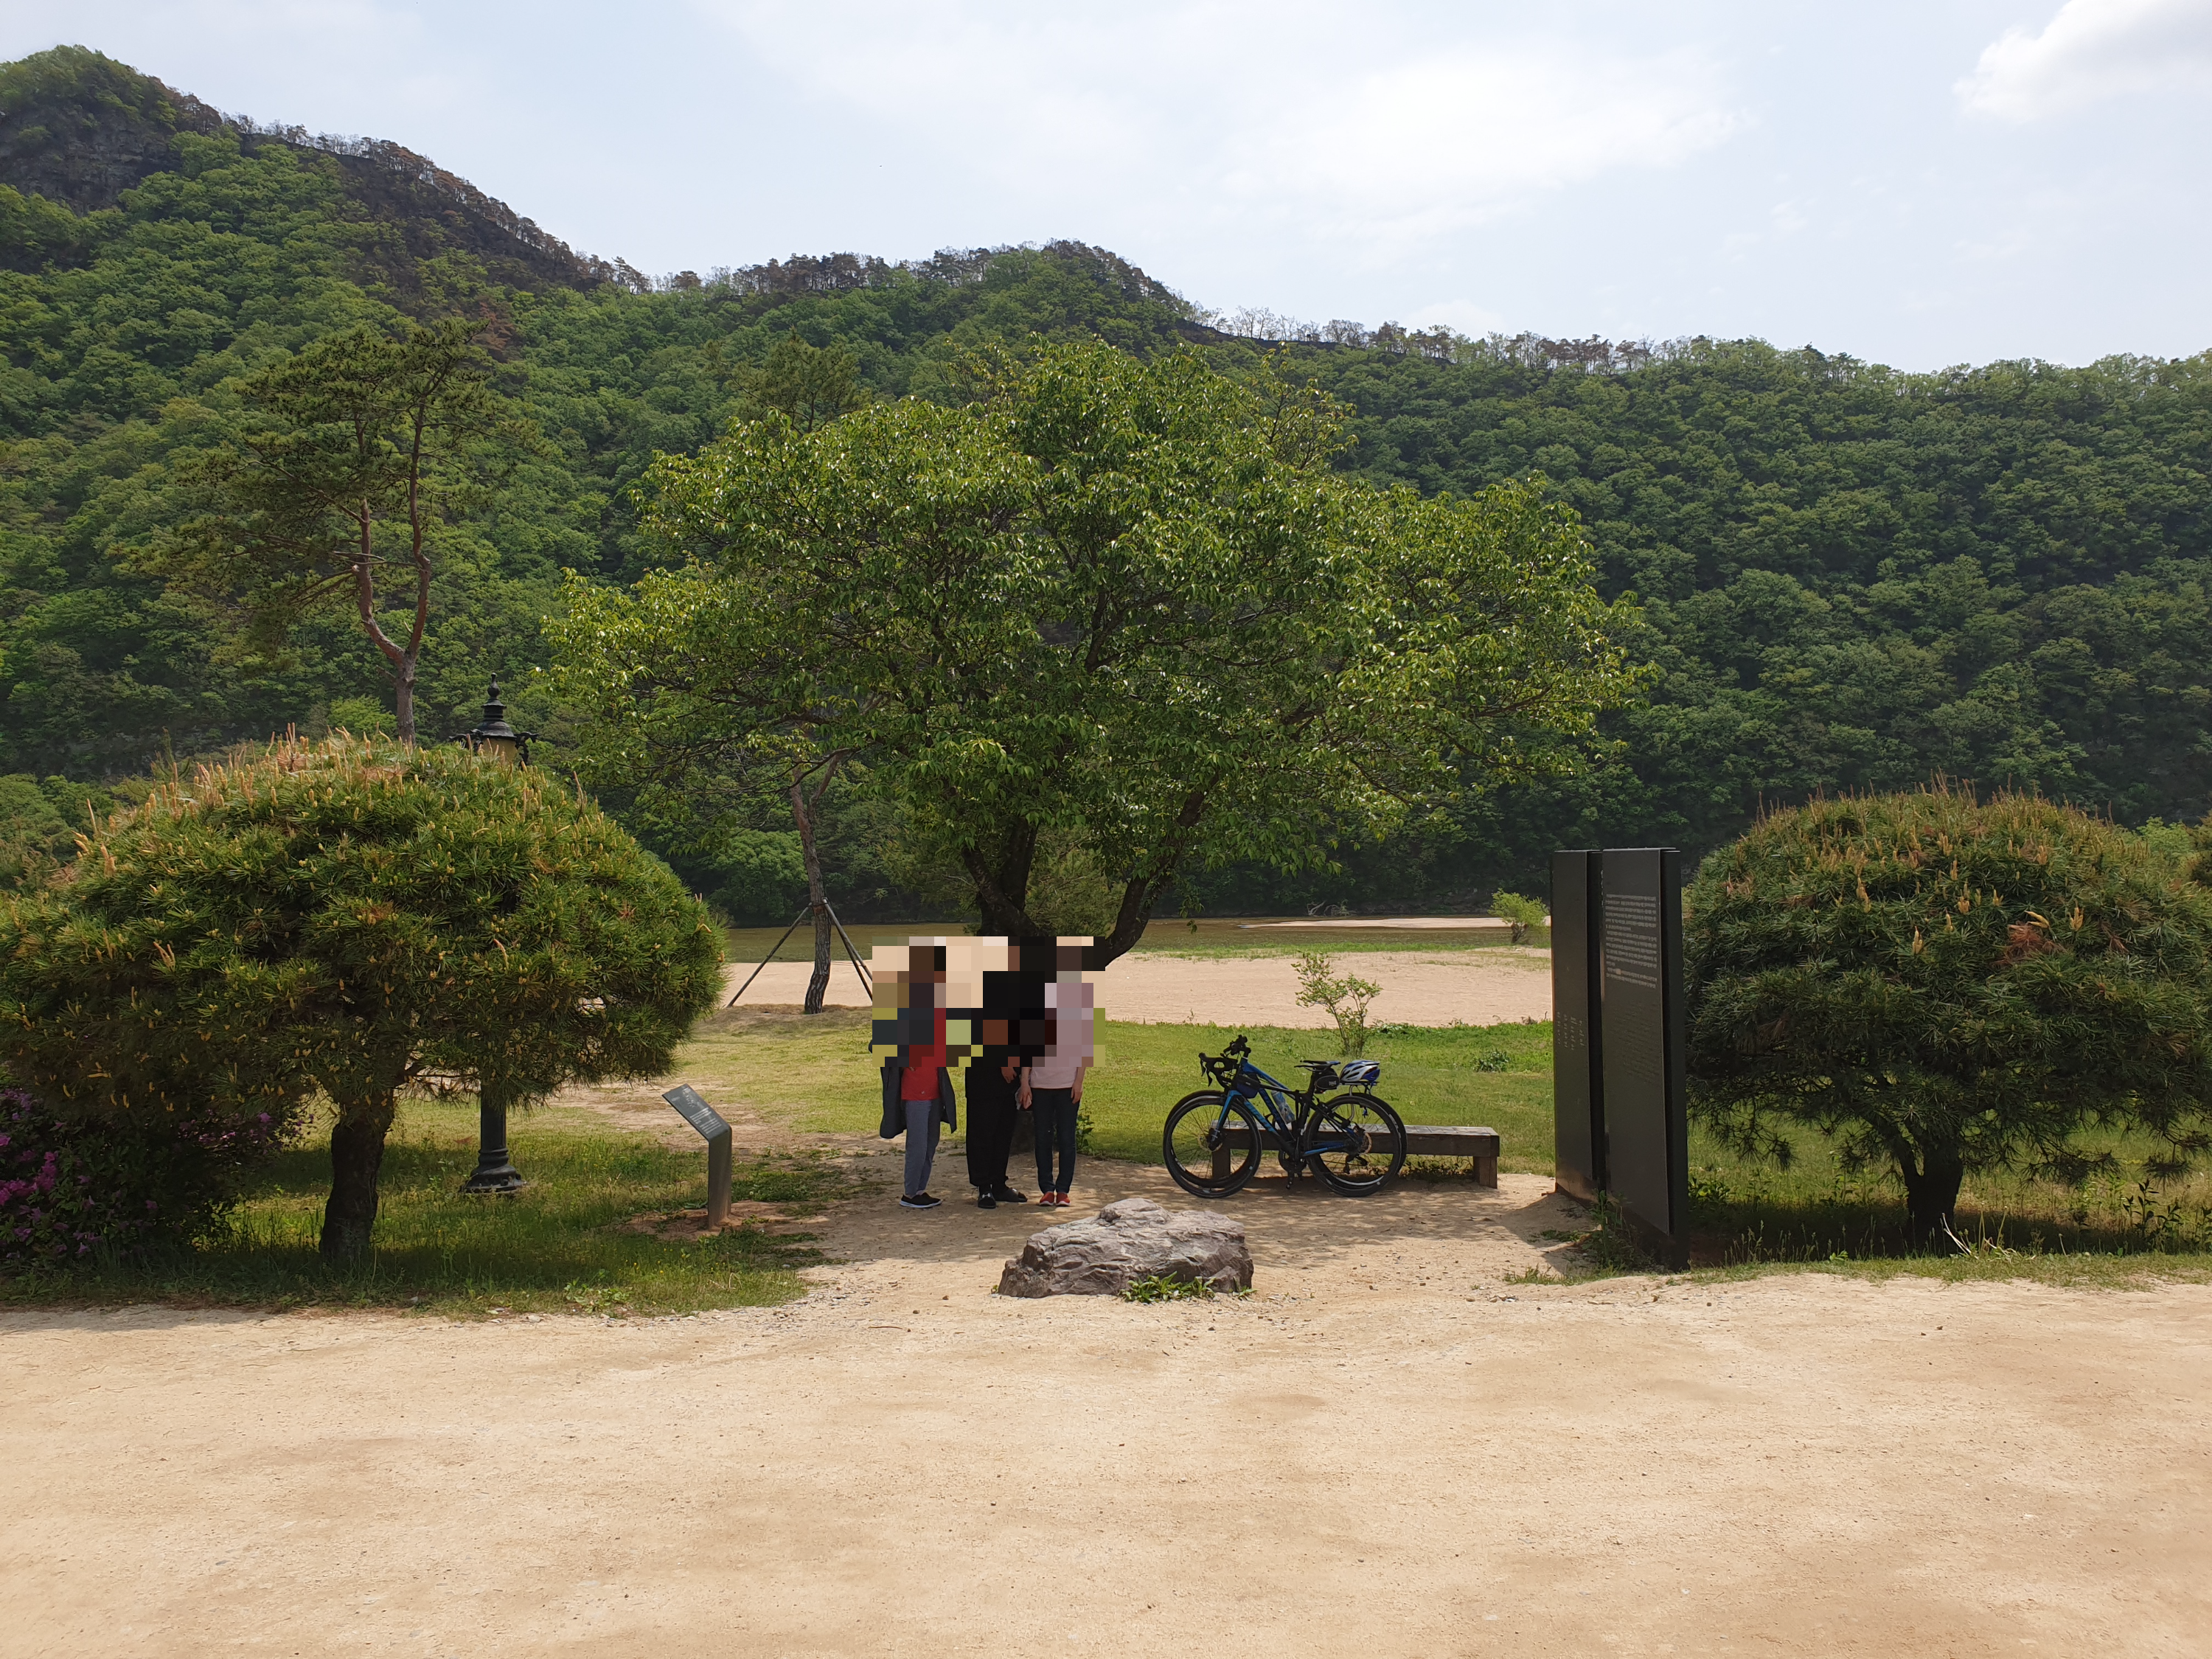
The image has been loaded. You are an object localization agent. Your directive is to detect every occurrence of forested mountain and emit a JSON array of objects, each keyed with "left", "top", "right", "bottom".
[{"left": 2, "top": 46, "right": 2207, "bottom": 919}]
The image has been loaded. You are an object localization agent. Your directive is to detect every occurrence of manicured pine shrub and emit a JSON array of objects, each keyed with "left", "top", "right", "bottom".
[
  {"left": 1685, "top": 785, "right": 2212, "bottom": 1242},
  {"left": 0, "top": 734, "right": 723, "bottom": 1263}
]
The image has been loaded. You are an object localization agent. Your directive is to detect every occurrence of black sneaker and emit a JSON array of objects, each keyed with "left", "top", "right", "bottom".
[
  {"left": 900, "top": 1192, "right": 942, "bottom": 1210},
  {"left": 990, "top": 1185, "right": 1029, "bottom": 1204},
  {"left": 976, "top": 1191, "right": 998, "bottom": 1209}
]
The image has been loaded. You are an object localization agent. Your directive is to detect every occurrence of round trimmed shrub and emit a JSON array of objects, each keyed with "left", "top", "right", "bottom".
[
  {"left": 0, "top": 735, "right": 723, "bottom": 1262},
  {"left": 1686, "top": 786, "right": 2212, "bottom": 1241}
]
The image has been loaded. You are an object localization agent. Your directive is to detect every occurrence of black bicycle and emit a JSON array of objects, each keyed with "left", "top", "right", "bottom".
[{"left": 1162, "top": 1035, "right": 1407, "bottom": 1198}]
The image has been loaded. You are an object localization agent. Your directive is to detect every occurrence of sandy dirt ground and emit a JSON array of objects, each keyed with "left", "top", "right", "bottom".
[
  {"left": 724, "top": 947, "right": 1555, "bottom": 1028},
  {"left": 6, "top": 1143, "right": 2210, "bottom": 1658}
]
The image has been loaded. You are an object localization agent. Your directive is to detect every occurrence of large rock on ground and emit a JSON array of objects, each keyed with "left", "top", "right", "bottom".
[{"left": 997, "top": 1197, "right": 1252, "bottom": 1298}]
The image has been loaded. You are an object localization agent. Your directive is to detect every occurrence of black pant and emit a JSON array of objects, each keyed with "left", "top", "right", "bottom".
[
  {"left": 964, "top": 1065, "right": 1018, "bottom": 1192},
  {"left": 1032, "top": 1088, "right": 1077, "bottom": 1194}
]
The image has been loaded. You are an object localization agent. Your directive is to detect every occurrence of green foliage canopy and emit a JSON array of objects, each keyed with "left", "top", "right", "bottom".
[
  {"left": 551, "top": 340, "right": 1638, "bottom": 956},
  {"left": 1684, "top": 786, "right": 2212, "bottom": 1239},
  {"left": 151, "top": 318, "right": 526, "bottom": 740},
  {"left": 4, "top": 47, "right": 2210, "bottom": 911}
]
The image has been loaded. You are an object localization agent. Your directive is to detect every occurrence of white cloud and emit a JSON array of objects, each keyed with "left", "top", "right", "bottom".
[
  {"left": 696, "top": 1, "right": 1742, "bottom": 258},
  {"left": 1957, "top": 0, "right": 2212, "bottom": 120},
  {"left": 1223, "top": 49, "right": 1742, "bottom": 254}
]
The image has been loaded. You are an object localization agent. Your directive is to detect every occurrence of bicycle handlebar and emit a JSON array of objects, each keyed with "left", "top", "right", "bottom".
[{"left": 1199, "top": 1034, "right": 1254, "bottom": 1087}]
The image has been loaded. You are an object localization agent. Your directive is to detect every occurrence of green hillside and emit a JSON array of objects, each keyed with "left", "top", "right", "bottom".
[{"left": 1, "top": 45, "right": 2206, "bottom": 917}]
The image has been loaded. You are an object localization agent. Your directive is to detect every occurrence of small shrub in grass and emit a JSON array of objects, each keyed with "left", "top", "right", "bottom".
[
  {"left": 1563, "top": 1196, "right": 1656, "bottom": 1273},
  {"left": 1, "top": 1086, "right": 293, "bottom": 1273},
  {"left": 1489, "top": 892, "right": 1548, "bottom": 945},
  {"left": 1686, "top": 785, "right": 2212, "bottom": 1245},
  {"left": 1294, "top": 950, "right": 1382, "bottom": 1056},
  {"left": 1122, "top": 1273, "right": 1214, "bottom": 1302}
]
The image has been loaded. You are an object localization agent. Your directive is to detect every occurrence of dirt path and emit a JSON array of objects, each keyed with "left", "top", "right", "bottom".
[
  {"left": 723, "top": 946, "right": 1554, "bottom": 1027},
  {"left": 6, "top": 1163, "right": 2209, "bottom": 1657}
]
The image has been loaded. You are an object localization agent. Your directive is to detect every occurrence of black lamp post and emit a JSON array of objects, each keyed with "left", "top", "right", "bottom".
[
  {"left": 453, "top": 678, "right": 536, "bottom": 765},
  {"left": 460, "top": 1085, "right": 525, "bottom": 1195},
  {"left": 455, "top": 678, "right": 537, "bottom": 1195}
]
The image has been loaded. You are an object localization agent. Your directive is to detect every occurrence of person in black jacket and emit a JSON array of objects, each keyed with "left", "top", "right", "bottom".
[{"left": 962, "top": 941, "right": 1044, "bottom": 1208}]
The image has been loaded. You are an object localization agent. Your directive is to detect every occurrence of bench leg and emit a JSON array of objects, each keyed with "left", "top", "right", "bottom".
[
  {"left": 1212, "top": 1140, "right": 1231, "bottom": 1186},
  {"left": 1474, "top": 1155, "right": 1498, "bottom": 1189}
]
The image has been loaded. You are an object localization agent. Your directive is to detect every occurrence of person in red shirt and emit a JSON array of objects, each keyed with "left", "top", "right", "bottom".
[{"left": 878, "top": 945, "right": 957, "bottom": 1209}]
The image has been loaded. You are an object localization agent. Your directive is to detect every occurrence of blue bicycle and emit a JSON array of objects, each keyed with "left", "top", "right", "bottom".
[{"left": 1162, "top": 1034, "right": 1407, "bottom": 1198}]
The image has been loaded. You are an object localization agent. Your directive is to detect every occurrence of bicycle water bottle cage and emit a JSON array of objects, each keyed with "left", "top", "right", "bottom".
[{"left": 1337, "top": 1060, "right": 1381, "bottom": 1090}]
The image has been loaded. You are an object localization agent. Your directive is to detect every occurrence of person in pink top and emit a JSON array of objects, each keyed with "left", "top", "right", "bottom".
[{"left": 1018, "top": 945, "right": 1095, "bottom": 1206}]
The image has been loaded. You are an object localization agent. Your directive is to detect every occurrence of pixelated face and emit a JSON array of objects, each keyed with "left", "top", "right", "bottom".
[
  {"left": 940, "top": 937, "right": 1012, "bottom": 1013},
  {"left": 871, "top": 936, "right": 1105, "bottom": 1066}
]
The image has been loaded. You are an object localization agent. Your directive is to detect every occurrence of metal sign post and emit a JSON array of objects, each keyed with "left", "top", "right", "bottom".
[{"left": 663, "top": 1085, "right": 733, "bottom": 1230}]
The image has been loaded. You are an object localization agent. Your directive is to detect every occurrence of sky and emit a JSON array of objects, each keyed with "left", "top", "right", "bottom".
[{"left": 6, "top": 0, "right": 2210, "bottom": 371}]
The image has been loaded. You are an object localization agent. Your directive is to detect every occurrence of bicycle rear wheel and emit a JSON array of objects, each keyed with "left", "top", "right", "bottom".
[
  {"left": 1164, "top": 1091, "right": 1262, "bottom": 1198},
  {"left": 1304, "top": 1093, "right": 1406, "bottom": 1195}
]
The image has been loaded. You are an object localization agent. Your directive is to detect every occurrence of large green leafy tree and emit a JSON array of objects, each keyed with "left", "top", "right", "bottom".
[
  {"left": 550, "top": 335, "right": 875, "bottom": 1009},
  {"left": 0, "top": 735, "right": 722, "bottom": 1260},
  {"left": 1685, "top": 786, "right": 2212, "bottom": 1240},
  {"left": 551, "top": 339, "right": 1638, "bottom": 958},
  {"left": 156, "top": 319, "right": 526, "bottom": 742}
]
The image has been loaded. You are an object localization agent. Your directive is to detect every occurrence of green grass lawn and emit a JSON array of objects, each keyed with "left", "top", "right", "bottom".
[
  {"left": 689, "top": 1007, "right": 2212, "bottom": 1276},
  {"left": 0, "top": 1097, "right": 850, "bottom": 1318},
  {"left": 13, "top": 1005, "right": 2210, "bottom": 1312},
  {"left": 1680, "top": 1120, "right": 2212, "bottom": 1270},
  {"left": 681, "top": 1009, "right": 1554, "bottom": 1167}
]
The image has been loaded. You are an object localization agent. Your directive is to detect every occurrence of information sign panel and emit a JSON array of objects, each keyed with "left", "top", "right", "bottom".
[
  {"left": 1598, "top": 849, "right": 1688, "bottom": 1267},
  {"left": 664, "top": 1085, "right": 729, "bottom": 1142},
  {"left": 1550, "top": 849, "right": 1606, "bottom": 1203},
  {"left": 663, "top": 1085, "right": 733, "bottom": 1230}
]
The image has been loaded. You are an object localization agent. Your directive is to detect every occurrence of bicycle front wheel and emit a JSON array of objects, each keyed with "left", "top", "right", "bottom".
[
  {"left": 1304, "top": 1093, "right": 1407, "bottom": 1195},
  {"left": 1164, "top": 1091, "right": 1262, "bottom": 1198}
]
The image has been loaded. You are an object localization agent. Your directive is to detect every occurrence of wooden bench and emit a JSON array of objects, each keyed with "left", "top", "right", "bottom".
[{"left": 1216, "top": 1124, "right": 1499, "bottom": 1187}]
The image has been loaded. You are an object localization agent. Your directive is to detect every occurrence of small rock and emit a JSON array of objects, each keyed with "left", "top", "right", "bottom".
[{"left": 997, "top": 1196, "right": 1252, "bottom": 1298}]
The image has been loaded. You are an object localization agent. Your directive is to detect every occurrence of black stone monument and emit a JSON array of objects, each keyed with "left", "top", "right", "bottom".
[
  {"left": 1549, "top": 849, "right": 1605, "bottom": 1204},
  {"left": 1549, "top": 846, "right": 1689, "bottom": 1268}
]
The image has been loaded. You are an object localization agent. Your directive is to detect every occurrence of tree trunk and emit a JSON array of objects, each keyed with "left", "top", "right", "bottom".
[
  {"left": 1092, "top": 791, "right": 1208, "bottom": 964},
  {"left": 965, "top": 818, "right": 1041, "bottom": 939},
  {"left": 321, "top": 1093, "right": 397, "bottom": 1264},
  {"left": 790, "top": 779, "right": 832, "bottom": 1014},
  {"left": 392, "top": 650, "right": 418, "bottom": 746},
  {"left": 1096, "top": 869, "right": 1177, "bottom": 965},
  {"left": 1899, "top": 1147, "right": 1966, "bottom": 1250}
]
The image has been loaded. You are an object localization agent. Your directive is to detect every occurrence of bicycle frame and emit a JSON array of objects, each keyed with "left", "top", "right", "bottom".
[{"left": 1216, "top": 1056, "right": 1365, "bottom": 1157}]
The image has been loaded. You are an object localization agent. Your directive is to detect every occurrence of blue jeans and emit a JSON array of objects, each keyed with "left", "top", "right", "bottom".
[
  {"left": 903, "top": 1099, "right": 942, "bottom": 1197},
  {"left": 1032, "top": 1088, "right": 1077, "bottom": 1194}
]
